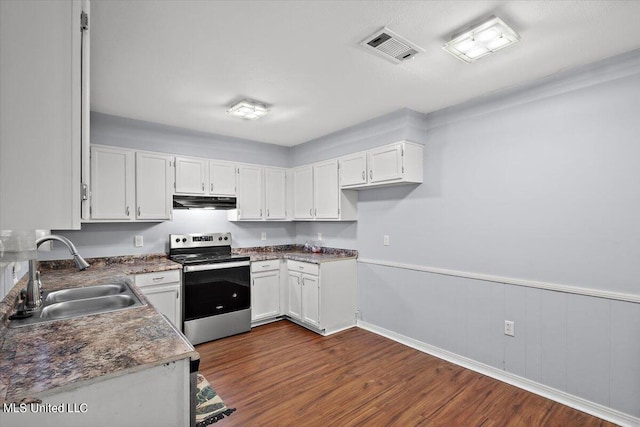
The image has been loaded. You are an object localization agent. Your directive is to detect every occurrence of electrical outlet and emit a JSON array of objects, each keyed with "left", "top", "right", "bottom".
[
  {"left": 504, "top": 320, "right": 515, "bottom": 337},
  {"left": 134, "top": 235, "right": 143, "bottom": 247},
  {"left": 383, "top": 235, "right": 390, "bottom": 246},
  {"left": 317, "top": 232, "right": 322, "bottom": 241},
  {"left": 261, "top": 232, "right": 267, "bottom": 241}
]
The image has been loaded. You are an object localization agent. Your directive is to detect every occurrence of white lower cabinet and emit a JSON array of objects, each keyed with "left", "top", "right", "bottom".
[
  {"left": 133, "top": 270, "right": 182, "bottom": 330},
  {"left": 251, "top": 260, "right": 281, "bottom": 323},
  {"left": 286, "top": 259, "right": 357, "bottom": 335}
]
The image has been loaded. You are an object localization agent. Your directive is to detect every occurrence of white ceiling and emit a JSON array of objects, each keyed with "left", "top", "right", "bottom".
[{"left": 90, "top": 1, "right": 640, "bottom": 147}]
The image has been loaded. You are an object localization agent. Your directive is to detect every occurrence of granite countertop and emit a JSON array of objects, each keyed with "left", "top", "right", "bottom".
[
  {"left": 0, "top": 254, "right": 196, "bottom": 404},
  {"left": 233, "top": 244, "right": 358, "bottom": 263}
]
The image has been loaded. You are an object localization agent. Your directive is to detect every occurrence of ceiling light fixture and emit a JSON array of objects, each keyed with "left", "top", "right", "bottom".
[
  {"left": 227, "top": 99, "right": 270, "bottom": 120},
  {"left": 443, "top": 16, "right": 520, "bottom": 63}
]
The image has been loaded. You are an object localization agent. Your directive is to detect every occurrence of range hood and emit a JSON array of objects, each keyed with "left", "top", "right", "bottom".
[{"left": 172, "top": 195, "right": 237, "bottom": 210}]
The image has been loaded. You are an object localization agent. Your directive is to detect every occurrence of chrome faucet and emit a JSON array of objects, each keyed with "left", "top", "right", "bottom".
[{"left": 25, "top": 235, "right": 90, "bottom": 309}]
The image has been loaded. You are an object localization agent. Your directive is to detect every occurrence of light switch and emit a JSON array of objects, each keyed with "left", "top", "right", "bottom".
[
  {"left": 261, "top": 232, "right": 267, "bottom": 241},
  {"left": 134, "top": 235, "right": 143, "bottom": 247},
  {"left": 383, "top": 235, "right": 390, "bottom": 246}
]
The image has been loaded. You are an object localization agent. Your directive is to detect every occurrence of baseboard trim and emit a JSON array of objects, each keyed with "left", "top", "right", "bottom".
[
  {"left": 358, "top": 320, "right": 639, "bottom": 427},
  {"left": 358, "top": 258, "right": 640, "bottom": 304}
]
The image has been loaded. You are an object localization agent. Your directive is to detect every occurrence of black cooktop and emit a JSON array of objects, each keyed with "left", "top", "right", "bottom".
[{"left": 170, "top": 253, "right": 250, "bottom": 265}]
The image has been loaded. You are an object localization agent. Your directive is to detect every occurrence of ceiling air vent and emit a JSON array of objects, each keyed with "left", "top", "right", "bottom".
[{"left": 360, "top": 27, "right": 425, "bottom": 64}]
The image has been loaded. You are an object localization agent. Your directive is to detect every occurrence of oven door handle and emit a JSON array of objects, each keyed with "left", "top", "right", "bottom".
[{"left": 183, "top": 261, "right": 251, "bottom": 272}]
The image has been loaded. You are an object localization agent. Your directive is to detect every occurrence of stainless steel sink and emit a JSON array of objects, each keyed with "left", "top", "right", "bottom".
[
  {"left": 41, "top": 294, "right": 139, "bottom": 320},
  {"left": 9, "top": 280, "right": 145, "bottom": 327},
  {"left": 45, "top": 283, "right": 128, "bottom": 303}
]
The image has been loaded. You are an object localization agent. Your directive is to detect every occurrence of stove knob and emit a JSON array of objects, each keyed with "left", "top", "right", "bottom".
[
  {"left": 182, "top": 238, "right": 187, "bottom": 243},
  {"left": 218, "top": 236, "right": 223, "bottom": 241},
  {"left": 224, "top": 236, "right": 229, "bottom": 241},
  {"left": 175, "top": 238, "right": 180, "bottom": 243}
]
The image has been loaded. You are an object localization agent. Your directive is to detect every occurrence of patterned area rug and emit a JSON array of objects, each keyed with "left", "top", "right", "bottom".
[{"left": 196, "top": 373, "right": 236, "bottom": 426}]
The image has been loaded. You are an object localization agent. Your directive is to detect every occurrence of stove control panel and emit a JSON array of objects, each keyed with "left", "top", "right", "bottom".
[{"left": 170, "top": 233, "right": 231, "bottom": 249}]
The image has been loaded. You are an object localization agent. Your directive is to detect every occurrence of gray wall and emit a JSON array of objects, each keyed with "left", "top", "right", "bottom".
[
  {"left": 290, "top": 49, "right": 640, "bottom": 418},
  {"left": 91, "top": 112, "right": 290, "bottom": 167}
]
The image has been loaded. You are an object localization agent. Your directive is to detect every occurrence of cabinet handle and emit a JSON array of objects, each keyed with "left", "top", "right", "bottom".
[
  {"left": 298, "top": 266, "right": 304, "bottom": 270},
  {"left": 370, "top": 170, "right": 373, "bottom": 180},
  {"left": 362, "top": 171, "right": 365, "bottom": 180},
  {"left": 267, "top": 209, "right": 270, "bottom": 217},
  {"left": 202, "top": 182, "right": 205, "bottom": 191},
  {"left": 210, "top": 183, "right": 213, "bottom": 192},
  {"left": 315, "top": 208, "right": 317, "bottom": 216},
  {"left": 260, "top": 208, "right": 263, "bottom": 217},
  {"left": 126, "top": 206, "right": 130, "bottom": 216},
  {"left": 137, "top": 206, "right": 141, "bottom": 216},
  {"left": 176, "top": 290, "right": 179, "bottom": 299},
  {"left": 309, "top": 208, "right": 313, "bottom": 216},
  {"left": 262, "top": 264, "right": 270, "bottom": 268},
  {"left": 152, "top": 276, "right": 164, "bottom": 281}
]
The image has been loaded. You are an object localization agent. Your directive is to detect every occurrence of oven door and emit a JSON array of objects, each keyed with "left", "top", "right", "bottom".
[{"left": 183, "top": 261, "right": 250, "bottom": 321}]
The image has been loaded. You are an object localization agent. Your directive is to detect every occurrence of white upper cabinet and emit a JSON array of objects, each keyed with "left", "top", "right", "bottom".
[
  {"left": 293, "top": 166, "right": 314, "bottom": 219},
  {"left": 293, "top": 161, "right": 357, "bottom": 221},
  {"left": 237, "top": 165, "right": 264, "bottom": 220},
  {"left": 0, "top": 0, "right": 88, "bottom": 230},
  {"left": 265, "top": 168, "right": 287, "bottom": 220},
  {"left": 367, "top": 143, "right": 404, "bottom": 183},
  {"left": 135, "top": 152, "right": 173, "bottom": 220},
  {"left": 339, "top": 151, "right": 368, "bottom": 188},
  {"left": 89, "top": 146, "right": 172, "bottom": 222},
  {"left": 339, "top": 141, "right": 423, "bottom": 189},
  {"left": 175, "top": 157, "right": 207, "bottom": 195},
  {"left": 314, "top": 160, "right": 340, "bottom": 219},
  {"left": 90, "top": 146, "right": 135, "bottom": 221},
  {"left": 209, "top": 161, "right": 236, "bottom": 196}
]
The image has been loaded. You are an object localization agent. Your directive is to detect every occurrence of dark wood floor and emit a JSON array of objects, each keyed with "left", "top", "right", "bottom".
[{"left": 197, "top": 321, "right": 613, "bottom": 427}]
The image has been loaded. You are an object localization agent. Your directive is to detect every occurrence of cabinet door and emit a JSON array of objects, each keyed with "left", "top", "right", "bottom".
[
  {"left": 237, "top": 165, "right": 263, "bottom": 219},
  {"left": 175, "top": 157, "right": 206, "bottom": 194},
  {"left": 301, "top": 274, "right": 320, "bottom": 327},
  {"left": 209, "top": 161, "right": 236, "bottom": 196},
  {"left": 141, "top": 284, "right": 181, "bottom": 329},
  {"left": 90, "top": 146, "right": 134, "bottom": 220},
  {"left": 367, "top": 143, "right": 403, "bottom": 184},
  {"left": 314, "top": 159, "right": 339, "bottom": 219},
  {"left": 252, "top": 271, "right": 280, "bottom": 321},
  {"left": 293, "top": 166, "right": 314, "bottom": 219},
  {"left": 136, "top": 152, "right": 173, "bottom": 220},
  {"left": 265, "top": 168, "right": 287, "bottom": 220},
  {"left": 0, "top": 1, "right": 83, "bottom": 230},
  {"left": 287, "top": 271, "right": 302, "bottom": 320},
  {"left": 340, "top": 152, "right": 367, "bottom": 187}
]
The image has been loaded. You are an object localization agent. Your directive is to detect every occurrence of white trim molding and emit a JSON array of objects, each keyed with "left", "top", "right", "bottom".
[
  {"left": 358, "top": 258, "right": 640, "bottom": 304},
  {"left": 358, "top": 321, "right": 640, "bottom": 427}
]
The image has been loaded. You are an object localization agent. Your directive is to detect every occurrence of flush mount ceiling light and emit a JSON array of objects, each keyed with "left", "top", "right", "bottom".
[
  {"left": 226, "top": 99, "right": 270, "bottom": 120},
  {"left": 443, "top": 16, "right": 520, "bottom": 63}
]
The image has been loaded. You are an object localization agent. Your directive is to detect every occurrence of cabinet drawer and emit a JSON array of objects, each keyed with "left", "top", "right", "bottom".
[
  {"left": 251, "top": 259, "right": 280, "bottom": 273},
  {"left": 287, "top": 260, "right": 319, "bottom": 276},
  {"left": 134, "top": 270, "right": 181, "bottom": 288}
]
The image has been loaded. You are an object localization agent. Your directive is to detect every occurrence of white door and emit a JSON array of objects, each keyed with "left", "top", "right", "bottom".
[
  {"left": 237, "top": 165, "right": 263, "bottom": 219},
  {"left": 90, "top": 146, "right": 134, "bottom": 220},
  {"left": 142, "top": 284, "right": 181, "bottom": 329},
  {"left": 265, "top": 168, "right": 287, "bottom": 220},
  {"left": 136, "top": 152, "right": 172, "bottom": 220},
  {"left": 301, "top": 274, "right": 320, "bottom": 327},
  {"left": 339, "top": 152, "right": 367, "bottom": 187},
  {"left": 209, "top": 161, "right": 236, "bottom": 195},
  {"left": 367, "top": 143, "right": 404, "bottom": 184},
  {"left": 314, "top": 159, "right": 339, "bottom": 219},
  {"left": 252, "top": 271, "right": 280, "bottom": 321},
  {"left": 0, "top": 1, "right": 83, "bottom": 230},
  {"left": 175, "top": 157, "right": 206, "bottom": 194},
  {"left": 293, "top": 166, "right": 314, "bottom": 219},
  {"left": 287, "top": 271, "right": 302, "bottom": 320}
]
